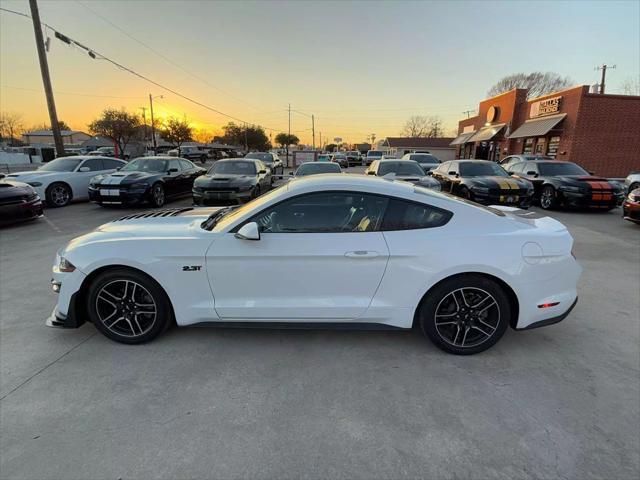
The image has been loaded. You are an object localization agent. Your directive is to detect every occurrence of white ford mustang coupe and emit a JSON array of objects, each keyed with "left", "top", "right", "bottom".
[{"left": 48, "top": 174, "right": 581, "bottom": 354}]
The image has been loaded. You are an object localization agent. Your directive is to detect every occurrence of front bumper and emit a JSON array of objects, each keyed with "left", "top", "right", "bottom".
[
  {"left": 88, "top": 187, "right": 148, "bottom": 205},
  {"left": 472, "top": 191, "right": 532, "bottom": 208},
  {"left": 46, "top": 267, "right": 87, "bottom": 329},
  {"left": 193, "top": 188, "right": 253, "bottom": 205},
  {"left": 46, "top": 291, "right": 85, "bottom": 328},
  {"left": 561, "top": 190, "right": 624, "bottom": 209},
  {"left": 622, "top": 199, "right": 640, "bottom": 223},
  {"left": 0, "top": 198, "right": 43, "bottom": 225}
]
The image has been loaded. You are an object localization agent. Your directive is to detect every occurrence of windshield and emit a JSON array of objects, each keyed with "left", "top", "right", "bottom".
[
  {"left": 245, "top": 153, "right": 272, "bottom": 163},
  {"left": 121, "top": 158, "right": 168, "bottom": 172},
  {"left": 296, "top": 163, "right": 341, "bottom": 176},
  {"left": 411, "top": 154, "right": 440, "bottom": 164},
  {"left": 378, "top": 161, "right": 424, "bottom": 176},
  {"left": 210, "top": 183, "right": 288, "bottom": 231},
  {"left": 38, "top": 158, "right": 83, "bottom": 172},
  {"left": 367, "top": 151, "right": 383, "bottom": 157},
  {"left": 209, "top": 161, "right": 256, "bottom": 175},
  {"left": 538, "top": 162, "right": 589, "bottom": 176},
  {"left": 459, "top": 162, "right": 509, "bottom": 177},
  {"left": 317, "top": 155, "right": 331, "bottom": 161}
]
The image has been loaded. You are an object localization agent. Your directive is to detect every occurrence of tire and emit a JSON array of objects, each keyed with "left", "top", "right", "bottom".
[
  {"left": 45, "top": 182, "right": 72, "bottom": 207},
  {"left": 150, "top": 183, "right": 165, "bottom": 208},
  {"left": 540, "top": 185, "right": 557, "bottom": 210},
  {"left": 629, "top": 182, "right": 639, "bottom": 195},
  {"left": 418, "top": 274, "right": 510, "bottom": 355},
  {"left": 253, "top": 185, "right": 261, "bottom": 199},
  {"left": 86, "top": 268, "right": 172, "bottom": 344},
  {"left": 458, "top": 186, "right": 472, "bottom": 200}
]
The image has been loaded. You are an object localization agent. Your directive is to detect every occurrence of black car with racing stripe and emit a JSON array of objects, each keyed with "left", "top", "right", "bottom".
[
  {"left": 88, "top": 156, "right": 205, "bottom": 208},
  {"left": 506, "top": 160, "right": 624, "bottom": 210},
  {"left": 430, "top": 159, "right": 533, "bottom": 208},
  {"left": 192, "top": 158, "right": 272, "bottom": 205}
]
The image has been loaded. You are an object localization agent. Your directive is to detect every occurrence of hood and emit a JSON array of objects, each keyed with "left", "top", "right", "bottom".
[
  {"left": 196, "top": 173, "right": 257, "bottom": 186},
  {"left": 7, "top": 171, "right": 60, "bottom": 181},
  {"left": 0, "top": 179, "right": 36, "bottom": 197},
  {"left": 93, "top": 171, "right": 160, "bottom": 184},
  {"left": 64, "top": 207, "right": 225, "bottom": 252},
  {"left": 469, "top": 176, "right": 529, "bottom": 189},
  {"left": 555, "top": 175, "right": 608, "bottom": 184}
]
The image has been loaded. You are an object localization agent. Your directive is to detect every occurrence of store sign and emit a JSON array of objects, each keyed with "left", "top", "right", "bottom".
[
  {"left": 463, "top": 125, "right": 474, "bottom": 133},
  {"left": 530, "top": 96, "right": 562, "bottom": 117}
]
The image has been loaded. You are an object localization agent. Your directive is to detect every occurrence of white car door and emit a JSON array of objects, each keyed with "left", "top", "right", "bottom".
[
  {"left": 207, "top": 191, "right": 391, "bottom": 320},
  {"left": 73, "top": 157, "right": 120, "bottom": 199}
]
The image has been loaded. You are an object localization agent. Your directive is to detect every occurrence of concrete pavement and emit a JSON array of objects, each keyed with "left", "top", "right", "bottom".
[{"left": 0, "top": 180, "right": 638, "bottom": 479}]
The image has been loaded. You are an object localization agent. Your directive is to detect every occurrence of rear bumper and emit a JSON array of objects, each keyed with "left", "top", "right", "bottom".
[{"left": 515, "top": 297, "right": 577, "bottom": 330}]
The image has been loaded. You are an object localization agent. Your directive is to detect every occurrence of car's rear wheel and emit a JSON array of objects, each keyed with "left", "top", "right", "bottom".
[
  {"left": 46, "top": 182, "right": 72, "bottom": 207},
  {"left": 150, "top": 183, "right": 165, "bottom": 208},
  {"left": 87, "top": 268, "right": 172, "bottom": 344},
  {"left": 418, "top": 275, "right": 510, "bottom": 355},
  {"left": 540, "top": 185, "right": 557, "bottom": 209},
  {"left": 458, "top": 186, "right": 472, "bottom": 200}
]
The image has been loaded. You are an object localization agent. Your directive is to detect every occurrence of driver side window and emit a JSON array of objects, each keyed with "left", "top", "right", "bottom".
[
  {"left": 251, "top": 192, "right": 389, "bottom": 233},
  {"left": 168, "top": 159, "right": 182, "bottom": 172}
]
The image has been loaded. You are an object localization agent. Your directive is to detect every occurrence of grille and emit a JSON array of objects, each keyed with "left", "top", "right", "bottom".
[
  {"left": 114, "top": 207, "right": 193, "bottom": 221},
  {"left": 204, "top": 187, "right": 239, "bottom": 193},
  {"left": 0, "top": 193, "right": 39, "bottom": 206}
]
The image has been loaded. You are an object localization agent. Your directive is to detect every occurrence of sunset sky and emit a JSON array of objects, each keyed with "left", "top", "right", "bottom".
[{"left": 1, "top": 0, "right": 638, "bottom": 145}]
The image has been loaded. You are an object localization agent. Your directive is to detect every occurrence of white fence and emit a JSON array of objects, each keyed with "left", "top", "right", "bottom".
[{"left": 0, "top": 152, "right": 41, "bottom": 165}]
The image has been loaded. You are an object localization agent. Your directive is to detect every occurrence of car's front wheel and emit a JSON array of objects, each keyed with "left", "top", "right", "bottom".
[
  {"left": 150, "top": 183, "right": 165, "bottom": 207},
  {"left": 46, "top": 182, "right": 72, "bottom": 207},
  {"left": 540, "top": 185, "right": 557, "bottom": 210},
  {"left": 418, "top": 274, "right": 510, "bottom": 355},
  {"left": 87, "top": 268, "right": 172, "bottom": 344}
]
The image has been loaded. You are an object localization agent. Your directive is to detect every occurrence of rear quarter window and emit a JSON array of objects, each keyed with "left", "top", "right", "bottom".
[{"left": 381, "top": 198, "right": 452, "bottom": 230}]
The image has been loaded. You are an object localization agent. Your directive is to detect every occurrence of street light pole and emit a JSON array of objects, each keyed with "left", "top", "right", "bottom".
[
  {"left": 149, "top": 94, "right": 163, "bottom": 154},
  {"left": 28, "top": 0, "right": 65, "bottom": 157}
]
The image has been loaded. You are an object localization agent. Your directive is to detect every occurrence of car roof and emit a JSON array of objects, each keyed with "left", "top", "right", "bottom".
[
  {"left": 56, "top": 155, "right": 122, "bottom": 161},
  {"left": 219, "top": 157, "right": 255, "bottom": 162},
  {"left": 379, "top": 159, "right": 415, "bottom": 163},
  {"left": 287, "top": 173, "right": 421, "bottom": 196},
  {"left": 454, "top": 159, "right": 494, "bottom": 164}
]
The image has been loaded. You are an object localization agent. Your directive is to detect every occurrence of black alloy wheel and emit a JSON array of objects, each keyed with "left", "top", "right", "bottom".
[
  {"left": 419, "top": 275, "right": 510, "bottom": 355},
  {"left": 540, "top": 185, "right": 557, "bottom": 210},
  {"left": 87, "top": 268, "right": 172, "bottom": 344},
  {"left": 46, "top": 182, "right": 72, "bottom": 207},
  {"left": 150, "top": 183, "right": 165, "bottom": 208},
  {"left": 458, "top": 186, "right": 472, "bottom": 200}
]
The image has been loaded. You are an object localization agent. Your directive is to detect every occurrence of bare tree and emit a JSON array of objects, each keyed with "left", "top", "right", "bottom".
[
  {"left": 0, "top": 112, "right": 25, "bottom": 145},
  {"left": 488, "top": 72, "right": 574, "bottom": 99},
  {"left": 619, "top": 76, "right": 640, "bottom": 96},
  {"left": 401, "top": 115, "right": 444, "bottom": 138},
  {"left": 161, "top": 117, "right": 193, "bottom": 155},
  {"left": 88, "top": 108, "right": 141, "bottom": 159}
]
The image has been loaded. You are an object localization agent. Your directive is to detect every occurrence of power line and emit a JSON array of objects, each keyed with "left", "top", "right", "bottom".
[
  {"left": 0, "top": 6, "right": 283, "bottom": 132},
  {"left": 73, "top": 1, "right": 264, "bottom": 113},
  {"left": 1, "top": 84, "right": 146, "bottom": 99}
]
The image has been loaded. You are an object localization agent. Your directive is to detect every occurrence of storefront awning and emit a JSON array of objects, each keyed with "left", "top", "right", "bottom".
[
  {"left": 450, "top": 131, "right": 476, "bottom": 145},
  {"left": 467, "top": 123, "right": 506, "bottom": 142},
  {"left": 508, "top": 114, "right": 566, "bottom": 139}
]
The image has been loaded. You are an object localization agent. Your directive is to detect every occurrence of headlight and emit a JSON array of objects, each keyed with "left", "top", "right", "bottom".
[
  {"left": 560, "top": 185, "right": 582, "bottom": 193},
  {"left": 58, "top": 257, "right": 76, "bottom": 273},
  {"left": 27, "top": 182, "right": 42, "bottom": 187},
  {"left": 471, "top": 186, "right": 490, "bottom": 193},
  {"left": 193, "top": 186, "right": 203, "bottom": 193},
  {"left": 130, "top": 182, "right": 149, "bottom": 189}
]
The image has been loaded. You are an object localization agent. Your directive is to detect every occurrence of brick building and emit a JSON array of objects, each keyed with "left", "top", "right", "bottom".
[{"left": 451, "top": 85, "right": 640, "bottom": 177}]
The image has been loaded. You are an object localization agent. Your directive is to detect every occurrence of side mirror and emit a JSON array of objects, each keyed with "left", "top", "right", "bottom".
[
  {"left": 289, "top": 171, "right": 294, "bottom": 176},
  {"left": 426, "top": 170, "right": 433, "bottom": 176},
  {"left": 448, "top": 171, "right": 457, "bottom": 176},
  {"left": 168, "top": 168, "right": 178, "bottom": 174},
  {"left": 259, "top": 169, "right": 267, "bottom": 174},
  {"left": 79, "top": 166, "right": 91, "bottom": 172},
  {"left": 367, "top": 170, "right": 376, "bottom": 175},
  {"left": 235, "top": 222, "right": 260, "bottom": 241},
  {"left": 0, "top": 173, "right": 5, "bottom": 179},
  {"left": 588, "top": 170, "right": 595, "bottom": 175},
  {"left": 526, "top": 171, "right": 539, "bottom": 177}
]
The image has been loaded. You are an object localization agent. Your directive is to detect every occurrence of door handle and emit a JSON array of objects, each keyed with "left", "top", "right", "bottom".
[{"left": 345, "top": 250, "right": 379, "bottom": 258}]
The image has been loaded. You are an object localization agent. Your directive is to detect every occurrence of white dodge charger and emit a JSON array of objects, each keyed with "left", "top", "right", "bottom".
[{"left": 48, "top": 174, "right": 581, "bottom": 355}]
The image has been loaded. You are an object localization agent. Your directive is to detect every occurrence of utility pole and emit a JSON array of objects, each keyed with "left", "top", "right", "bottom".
[
  {"left": 319, "top": 132, "right": 322, "bottom": 151},
  {"left": 595, "top": 64, "right": 616, "bottom": 94},
  {"left": 29, "top": 0, "right": 64, "bottom": 157},
  {"left": 140, "top": 107, "right": 147, "bottom": 142},
  {"left": 149, "top": 94, "right": 162, "bottom": 154},
  {"left": 463, "top": 109, "right": 475, "bottom": 119},
  {"left": 312, "top": 114, "right": 316, "bottom": 150},
  {"left": 287, "top": 103, "right": 291, "bottom": 166},
  {"left": 244, "top": 122, "right": 248, "bottom": 152}
]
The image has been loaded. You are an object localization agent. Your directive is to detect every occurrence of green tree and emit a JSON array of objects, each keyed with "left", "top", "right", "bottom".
[
  {"left": 161, "top": 117, "right": 193, "bottom": 154},
  {"left": 88, "top": 108, "right": 141, "bottom": 158},
  {"left": 220, "top": 122, "right": 270, "bottom": 151}
]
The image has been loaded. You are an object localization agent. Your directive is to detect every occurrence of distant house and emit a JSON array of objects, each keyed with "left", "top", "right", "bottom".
[
  {"left": 22, "top": 129, "right": 91, "bottom": 146},
  {"left": 381, "top": 137, "right": 456, "bottom": 160}
]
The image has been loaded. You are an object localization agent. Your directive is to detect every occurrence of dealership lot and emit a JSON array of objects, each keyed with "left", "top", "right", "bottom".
[{"left": 1, "top": 173, "right": 638, "bottom": 479}]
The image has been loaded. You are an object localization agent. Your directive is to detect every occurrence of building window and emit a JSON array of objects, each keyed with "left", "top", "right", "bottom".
[
  {"left": 547, "top": 136, "right": 560, "bottom": 158},
  {"left": 535, "top": 138, "right": 546, "bottom": 155},
  {"left": 523, "top": 138, "right": 534, "bottom": 154}
]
